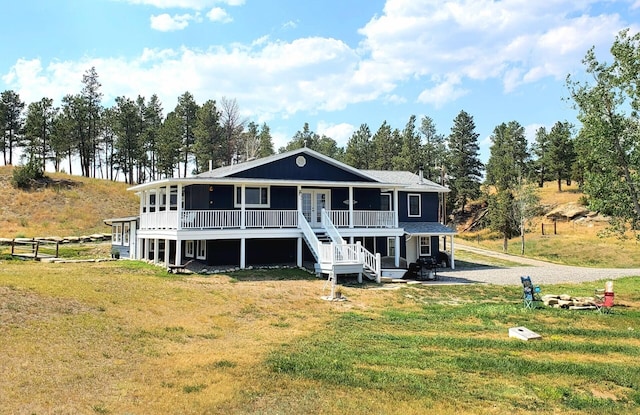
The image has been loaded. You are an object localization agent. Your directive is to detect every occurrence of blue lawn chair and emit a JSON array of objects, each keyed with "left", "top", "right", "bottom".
[{"left": 521, "top": 276, "right": 542, "bottom": 309}]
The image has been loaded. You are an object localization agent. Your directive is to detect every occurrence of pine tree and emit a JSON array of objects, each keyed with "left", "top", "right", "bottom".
[
  {"left": 344, "top": 124, "right": 372, "bottom": 169},
  {"left": 257, "top": 123, "right": 274, "bottom": 158},
  {"left": 0, "top": 90, "right": 25, "bottom": 165},
  {"left": 447, "top": 110, "right": 483, "bottom": 213},
  {"left": 193, "top": 99, "right": 223, "bottom": 173},
  {"left": 175, "top": 92, "right": 198, "bottom": 177},
  {"left": 546, "top": 121, "right": 575, "bottom": 191}
]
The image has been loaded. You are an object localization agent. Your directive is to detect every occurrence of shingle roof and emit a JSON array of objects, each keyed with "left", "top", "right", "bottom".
[
  {"left": 400, "top": 222, "right": 457, "bottom": 235},
  {"left": 362, "top": 170, "right": 449, "bottom": 192}
]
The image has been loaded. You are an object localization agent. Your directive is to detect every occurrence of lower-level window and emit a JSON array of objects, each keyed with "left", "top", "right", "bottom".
[
  {"left": 185, "top": 240, "right": 195, "bottom": 258},
  {"left": 196, "top": 240, "right": 206, "bottom": 260},
  {"left": 387, "top": 237, "right": 396, "bottom": 257},
  {"left": 123, "top": 223, "right": 130, "bottom": 246},
  {"left": 419, "top": 236, "right": 431, "bottom": 256},
  {"left": 112, "top": 224, "right": 122, "bottom": 245}
]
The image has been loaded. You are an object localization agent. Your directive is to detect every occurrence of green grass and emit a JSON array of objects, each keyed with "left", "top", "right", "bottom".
[{"left": 1, "top": 260, "right": 639, "bottom": 414}]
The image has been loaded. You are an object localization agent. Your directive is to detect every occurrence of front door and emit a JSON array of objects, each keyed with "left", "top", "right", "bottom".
[{"left": 301, "top": 189, "right": 331, "bottom": 227}]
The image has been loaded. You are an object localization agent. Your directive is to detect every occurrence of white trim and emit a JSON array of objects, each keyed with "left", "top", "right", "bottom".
[
  {"left": 408, "top": 193, "right": 421, "bottom": 217},
  {"left": 196, "top": 240, "right": 206, "bottom": 260},
  {"left": 234, "top": 185, "right": 270, "bottom": 208},
  {"left": 112, "top": 224, "right": 122, "bottom": 245},
  {"left": 419, "top": 235, "right": 431, "bottom": 256},
  {"left": 185, "top": 240, "right": 195, "bottom": 258}
]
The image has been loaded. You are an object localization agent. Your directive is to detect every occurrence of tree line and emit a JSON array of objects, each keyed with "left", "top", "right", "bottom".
[{"left": 2, "top": 29, "right": 639, "bottom": 240}]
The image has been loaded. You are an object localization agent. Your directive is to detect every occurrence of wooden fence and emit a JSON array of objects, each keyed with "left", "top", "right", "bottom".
[{"left": 10, "top": 239, "right": 59, "bottom": 259}]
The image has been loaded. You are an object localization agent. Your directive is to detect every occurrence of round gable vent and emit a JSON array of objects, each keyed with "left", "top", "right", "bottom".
[{"left": 296, "top": 155, "right": 306, "bottom": 167}]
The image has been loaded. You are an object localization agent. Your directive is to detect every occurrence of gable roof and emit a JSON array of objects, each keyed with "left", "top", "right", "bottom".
[
  {"left": 363, "top": 170, "right": 450, "bottom": 192},
  {"left": 197, "top": 147, "right": 380, "bottom": 182}
]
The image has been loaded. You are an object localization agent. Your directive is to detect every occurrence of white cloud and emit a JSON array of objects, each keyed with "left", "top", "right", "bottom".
[
  {"left": 417, "top": 75, "right": 468, "bottom": 108},
  {"left": 206, "top": 7, "right": 232, "bottom": 23},
  {"left": 316, "top": 121, "right": 355, "bottom": 147},
  {"left": 150, "top": 13, "right": 197, "bottom": 31},
  {"left": 117, "top": 0, "right": 244, "bottom": 10}
]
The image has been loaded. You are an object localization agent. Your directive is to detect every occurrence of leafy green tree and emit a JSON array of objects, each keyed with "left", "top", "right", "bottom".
[
  {"left": 0, "top": 90, "right": 25, "bottom": 165},
  {"left": 567, "top": 28, "right": 640, "bottom": 235},
  {"left": 23, "top": 97, "right": 57, "bottom": 170},
  {"left": 447, "top": 110, "right": 483, "bottom": 213},
  {"left": 487, "top": 189, "right": 518, "bottom": 252},
  {"left": 344, "top": 123, "right": 372, "bottom": 169},
  {"left": 175, "top": 91, "right": 198, "bottom": 177},
  {"left": 60, "top": 93, "right": 90, "bottom": 177},
  {"left": 546, "top": 121, "right": 575, "bottom": 191},
  {"left": 485, "top": 121, "right": 529, "bottom": 191},
  {"left": 193, "top": 99, "right": 223, "bottom": 173},
  {"left": 419, "top": 116, "right": 447, "bottom": 183},
  {"left": 140, "top": 94, "right": 163, "bottom": 181},
  {"left": 513, "top": 180, "right": 541, "bottom": 254},
  {"left": 50, "top": 108, "right": 75, "bottom": 173}
]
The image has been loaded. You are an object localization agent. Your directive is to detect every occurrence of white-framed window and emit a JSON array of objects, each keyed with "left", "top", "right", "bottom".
[
  {"left": 387, "top": 237, "right": 396, "bottom": 257},
  {"left": 185, "top": 240, "right": 195, "bottom": 258},
  {"left": 408, "top": 194, "right": 421, "bottom": 217},
  {"left": 112, "top": 224, "right": 122, "bottom": 244},
  {"left": 196, "top": 240, "right": 206, "bottom": 260},
  {"left": 123, "top": 223, "right": 130, "bottom": 246},
  {"left": 419, "top": 236, "right": 431, "bottom": 256},
  {"left": 149, "top": 192, "right": 156, "bottom": 212},
  {"left": 235, "top": 186, "right": 269, "bottom": 207},
  {"left": 169, "top": 186, "right": 178, "bottom": 211},
  {"left": 381, "top": 193, "right": 392, "bottom": 211}
]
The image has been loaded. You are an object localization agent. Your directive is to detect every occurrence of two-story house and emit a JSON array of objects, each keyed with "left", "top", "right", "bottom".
[{"left": 106, "top": 147, "right": 456, "bottom": 282}]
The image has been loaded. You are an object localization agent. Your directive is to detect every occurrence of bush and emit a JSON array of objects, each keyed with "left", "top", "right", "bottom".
[{"left": 11, "top": 161, "right": 45, "bottom": 189}]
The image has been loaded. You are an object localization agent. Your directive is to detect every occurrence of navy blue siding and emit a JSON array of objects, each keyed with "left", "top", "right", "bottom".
[
  {"left": 229, "top": 154, "right": 376, "bottom": 182},
  {"left": 397, "top": 192, "right": 439, "bottom": 222},
  {"left": 270, "top": 186, "right": 297, "bottom": 209}
]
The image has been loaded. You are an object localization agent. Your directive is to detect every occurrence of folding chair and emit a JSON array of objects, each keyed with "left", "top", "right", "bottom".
[{"left": 521, "top": 276, "right": 542, "bottom": 309}]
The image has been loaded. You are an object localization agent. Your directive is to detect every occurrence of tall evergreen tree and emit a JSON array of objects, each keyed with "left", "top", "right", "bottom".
[
  {"left": 419, "top": 116, "right": 447, "bottom": 183},
  {"left": 23, "top": 97, "right": 56, "bottom": 170},
  {"left": 175, "top": 91, "right": 198, "bottom": 177},
  {"left": 531, "top": 126, "right": 549, "bottom": 187},
  {"left": 81, "top": 67, "right": 103, "bottom": 177},
  {"left": 0, "top": 90, "right": 25, "bottom": 165},
  {"left": 485, "top": 121, "right": 529, "bottom": 191},
  {"left": 157, "top": 111, "right": 182, "bottom": 178},
  {"left": 395, "top": 115, "right": 421, "bottom": 172},
  {"left": 113, "top": 96, "right": 143, "bottom": 184},
  {"left": 344, "top": 123, "right": 372, "bottom": 169},
  {"left": 546, "top": 121, "right": 575, "bottom": 191},
  {"left": 447, "top": 110, "right": 483, "bottom": 213},
  {"left": 141, "top": 94, "right": 163, "bottom": 181},
  {"left": 257, "top": 123, "right": 274, "bottom": 158},
  {"left": 193, "top": 99, "right": 223, "bottom": 173},
  {"left": 369, "top": 121, "right": 396, "bottom": 170}
]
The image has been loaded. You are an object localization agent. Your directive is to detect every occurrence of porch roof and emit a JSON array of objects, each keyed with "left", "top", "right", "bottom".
[
  {"left": 400, "top": 222, "right": 457, "bottom": 235},
  {"left": 103, "top": 216, "right": 139, "bottom": 226},
  {"left": 362, "top": 170, "right": 450, "bottom": 193}
]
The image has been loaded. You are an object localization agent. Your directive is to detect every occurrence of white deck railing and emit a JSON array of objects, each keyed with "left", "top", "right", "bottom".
[{"left": 141, "top": 209, "right": 395, "bottom": 230}]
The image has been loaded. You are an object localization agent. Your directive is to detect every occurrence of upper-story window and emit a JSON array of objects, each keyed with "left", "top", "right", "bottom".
[
  {"left": 381, "top": 193, "right": 392, "bottom": 211},
  {"left": 169, "top": 186, "right": 178, "bottom": 211},
  {"left": 235, "top": 186, "right": 269, "bottom": 207},
  {"left": 408, "top": 194, "right": 421, "bottom": 217}
]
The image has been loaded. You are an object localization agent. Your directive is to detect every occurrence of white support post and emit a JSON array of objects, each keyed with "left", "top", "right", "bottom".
[
  {"left": 393, "top": 189, "right": 399, "bottom": 227},
  {"left": 240, "top": 184, "right": 246, "bottom": 229},
  {"left": 240, "top": 238, "right": 246, "bottom": 269},
  {"left": 153, "top": 238, "right": 159, "bottom": 264},
  {"left": 177, "top": 183, "right": 183, "bottom": 230},
  {"left": 297, "top": 237, "right": 302, "bottom": 267},
  {"left": 395, "top": 235, "right": 400, "bottom": 268},
  {"left": 348, "top": 186, "right": 354, "bottom": 229},
  {"left": 451, "top": 235, "right": 455, "bottom": 270},
  {"left": 330, "top": 271, "right": 336, "bottom": 299},
  {"left": 164, "top": 239, "right": 170, "bottom": 265},
  {"left": 175, "top": 239, "right": 182, "bottom": 266},
  {"left": 144, "top": 238, "right": 150, "bottom": 261}
]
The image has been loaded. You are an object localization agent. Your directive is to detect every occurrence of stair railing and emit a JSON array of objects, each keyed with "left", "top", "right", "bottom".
[
  {"left": 298, "top": 210, "right": 321, "bottom": 262},
  {"left": 321, "top": 208, "right": 345, "bottom": 245}
]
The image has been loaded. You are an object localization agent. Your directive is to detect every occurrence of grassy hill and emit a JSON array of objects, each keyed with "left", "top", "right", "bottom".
[{"left": 0, "top": 166, "right": 138, "bottom": 238}]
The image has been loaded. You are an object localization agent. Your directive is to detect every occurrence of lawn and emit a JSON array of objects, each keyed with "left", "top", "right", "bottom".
[{"left": 1, "top": 259, "right": 639, "bottom": 414}]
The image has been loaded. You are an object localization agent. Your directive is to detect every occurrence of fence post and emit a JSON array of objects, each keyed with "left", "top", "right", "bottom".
[
  {"left": 541, "top": 223, "right": 544, "bottom": 235},
  {"left": 55, "top": 241, "right": 60, "bottom": 258},
  {"left": 11, "top": 239, "right": 15, "bottom": 255},
  {"left": 34, "top": 240, "right": 40, "bottom": 259},
  {"left": 554, "top": 221, "right": 557, "bottom": 235}
]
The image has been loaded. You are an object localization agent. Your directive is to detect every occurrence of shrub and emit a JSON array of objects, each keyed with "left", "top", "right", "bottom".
[{"left": 11, "top": 161, "right": 45, "bottom": 189}]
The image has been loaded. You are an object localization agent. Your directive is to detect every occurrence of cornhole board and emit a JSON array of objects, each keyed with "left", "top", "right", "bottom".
[{"left": 509, "top": 326, "right": 542, "bottom": 341}]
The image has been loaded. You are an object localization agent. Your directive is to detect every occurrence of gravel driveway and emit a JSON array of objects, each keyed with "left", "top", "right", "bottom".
[{"left": 432, "top": 244, "right": 640, "bottom": 286}]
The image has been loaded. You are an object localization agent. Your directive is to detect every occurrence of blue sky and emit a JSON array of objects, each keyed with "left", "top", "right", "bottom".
[{"left": 2, "top": 0, "right": 640, "bottom": 164}]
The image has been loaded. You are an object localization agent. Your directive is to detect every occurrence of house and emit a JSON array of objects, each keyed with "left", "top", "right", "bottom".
[{"left": 108, "top": 147, "right": 456, "bottom": 281}]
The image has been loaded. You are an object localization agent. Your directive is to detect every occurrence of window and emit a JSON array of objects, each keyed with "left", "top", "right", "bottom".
[
  {"left": 419, "top": 236, "right": 431, "bottom": 256},
  {"left": 408, "top": 194, "right": 421, "bottom": 217},
  {"left": 185, "top": 240, "right": 195, "bottom": 258},
  {"left": 387, "top": 237, "right": 396, "bottom": 257},
  {"left": 196, "top": 240, "right": 206, "bottom": 260},
  {"left": 169, "top": 186, "right": 178, "bottom": 211},
  {"left": 149, "top": 192, "right": 156, "bottom": 212},
  {"left": 235, "top": 186, "right": 269, "bottom": 207},
  {"left": 381, "top": 193, "right": 392, "bottom": 211},
  {"left": 123, "top": 223, "right": 130, "bottom": 246},
  {"left": 112, "top": 224, "right": 122, "bottom": 244}
]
